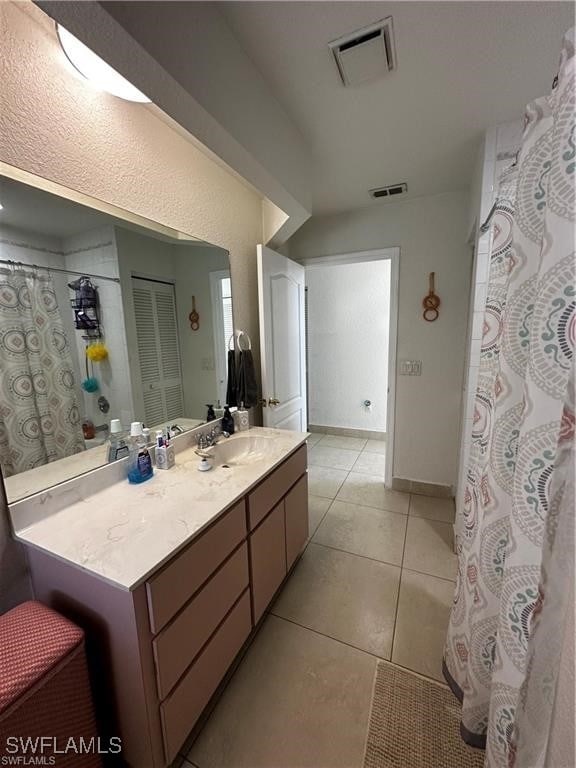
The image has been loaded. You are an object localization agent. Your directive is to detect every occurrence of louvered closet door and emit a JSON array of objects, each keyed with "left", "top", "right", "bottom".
[{"left": 132, "top": 278, "right": 184, "bottom": 426}]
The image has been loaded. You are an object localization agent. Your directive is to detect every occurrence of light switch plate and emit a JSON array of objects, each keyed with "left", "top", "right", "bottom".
[{"left": 399, "top": 360, "right": 422, "bottom": 376}]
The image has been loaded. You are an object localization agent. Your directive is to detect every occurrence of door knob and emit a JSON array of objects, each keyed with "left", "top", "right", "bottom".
[{"left": 268, "top": 397, "right": 281, "bottom": 406}]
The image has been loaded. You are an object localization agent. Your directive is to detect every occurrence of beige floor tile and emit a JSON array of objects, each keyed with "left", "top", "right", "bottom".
[
  {"left": 187, "top": 615, "right": 376, "bottom": 768},
  {"left": 336, "top": 472, "right": 410, "bottom": 514},
  {"left": 410, "top": 494, "right": 456, "bottom": 523},
  {"left": 403, "top": 517, "right": 457, "bottom": 580},
  {"left": 306, "top": 432, "right": 324, "bottom": 447},
  {"left": 362, "top": 439, "right": 387, "bottom": 455},
  {"left": 273, "top": 543, "right": 400, "bottom": 658},
  {"left": 308, "top": 445, "right": 360, "bottom": 471},
  {"left": 313, "top": 500, "right": 406, "bottom": 565},
  {"left": 352, "top": 451, "right": 386, "bottom": 476},
  {"left": 308, "top": 465, "right": 348, "bottom": 499},
  {"left": 308, "top": 495, "right": 332, "bottom": 537},
  {"left": 318, "top": 434, "right": 368, "bottom": 450},
  {"left": 392, "top": 569, "right": 455, "bottom": 681}
]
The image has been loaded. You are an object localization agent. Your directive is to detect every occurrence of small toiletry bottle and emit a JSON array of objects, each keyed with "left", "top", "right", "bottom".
[
  {"left": 127, "top": 422, "right": 154, "bottom": 483},
  {"left": 82, "top": 418, "right": 95, "bottom": 440},
  {"left": 221, "top": 405, "right": 235, "bottom": 435},
  {"left": 108, "top": 419, "right": 129, "bottom": 462},
  {"left": 142, "top": 426, "right": 151, "bottom": 446},
  {"left": 206, "top": 404, "right": 216, "bottom": 422},
  {"left": 233, "top": 402, "right": 250, "bottom": 432}
]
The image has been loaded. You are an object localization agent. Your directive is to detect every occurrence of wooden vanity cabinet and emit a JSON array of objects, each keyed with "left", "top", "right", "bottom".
[
  {"left": 26, "top": 443, "right": 308, "bottom": 767},
  {"left": 250, "top": 500, "right": 287, "bottom": 623},
  {"left": 247, "top": 444, "right": 308, "bottom": 624},
  {"left": 285, "top": 473, "right": 309, "bottom": 569}
]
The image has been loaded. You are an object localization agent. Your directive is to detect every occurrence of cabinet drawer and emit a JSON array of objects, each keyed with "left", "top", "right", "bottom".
[
  {"left": 160, "top": 590, "right": 251, "bottom": 764},
  {"left": 247, "top": 445, "right": 307, "bottom": 530},
  {"left": 285, "top": 473, "right": 309, "bottom": 570},
  {"left": 153, "top": 543, "right": 249, "bottom": 700},
  {"left": 147, "top": 499, "right": 247, "bottom": 633},
  {"left": 249, "top": 500, "right": 287, "bottom": 624}
]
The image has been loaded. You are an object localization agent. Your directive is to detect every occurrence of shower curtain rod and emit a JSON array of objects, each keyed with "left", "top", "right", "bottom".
[{"left": 0, "top": 259, "right": 121, "bottom": 284}]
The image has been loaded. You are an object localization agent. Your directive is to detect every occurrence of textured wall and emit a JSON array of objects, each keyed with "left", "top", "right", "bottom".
[
  {"left": 306, "top": 260, "right": 390, "bottom": 432},
  {"left": 0, "top": 0, "right": 263, "bottom": 610},
  {"left": 289, "top": 190, "right": 471, "bottom": 488}
]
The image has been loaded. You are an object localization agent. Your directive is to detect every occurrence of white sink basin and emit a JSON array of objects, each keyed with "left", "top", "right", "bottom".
[{"left": 213, "top": 435, "right": 273, "bottom": 466}]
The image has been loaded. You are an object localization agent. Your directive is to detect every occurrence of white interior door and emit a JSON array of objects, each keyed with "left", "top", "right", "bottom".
[{"left": 257, "top": 244, "right": 307, "bottom": 431}]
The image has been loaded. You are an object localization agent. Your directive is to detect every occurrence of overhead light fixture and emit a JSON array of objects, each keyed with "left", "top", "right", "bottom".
[
  {"left": 57, "top": 24, "right": 151, "bottom": 103},
  {"left": 0, "top": 202, "right": 3, "bottom": 211}
]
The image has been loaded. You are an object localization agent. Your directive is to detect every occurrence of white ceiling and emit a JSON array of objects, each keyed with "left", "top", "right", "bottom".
[{"left": 220, "top": 1, "right": 574, "bottom": 215}]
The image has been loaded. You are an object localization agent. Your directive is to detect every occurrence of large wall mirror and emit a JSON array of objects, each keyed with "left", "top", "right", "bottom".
[{"left": 0, "top": 174, "right": 234, "bottom": 502}]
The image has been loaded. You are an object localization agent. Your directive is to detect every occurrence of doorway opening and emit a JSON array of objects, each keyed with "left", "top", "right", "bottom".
[{"left": 303, "top": 248, "right": 399, "bottom": 487}]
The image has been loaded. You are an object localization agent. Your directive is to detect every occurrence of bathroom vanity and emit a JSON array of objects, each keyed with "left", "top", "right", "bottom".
[{"left": 10, "top": 427, "right": 309, "bottom": 767}]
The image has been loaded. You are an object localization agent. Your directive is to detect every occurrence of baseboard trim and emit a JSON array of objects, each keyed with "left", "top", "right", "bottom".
[
  {"left": 392, "top": 477, "right": 453, "bottom": 498},
  {"left": 308, "top": 424, "right": 386, "bottom": 440}
]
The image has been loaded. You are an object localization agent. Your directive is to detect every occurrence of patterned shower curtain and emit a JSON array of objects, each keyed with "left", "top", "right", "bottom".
[
  {"left": 444, "top": 28, "right": 574, "bottom": 768},
  {"left": 0, "top": 267, "right": 85, "bottom": 477}
]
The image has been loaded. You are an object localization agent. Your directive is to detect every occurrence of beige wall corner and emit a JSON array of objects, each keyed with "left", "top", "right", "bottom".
[
  {"left": 288, "top": 189, "right": 472, "bottom": 488},
  {"left": 262, "top": 199, "right": 289, "bottom": 247}
]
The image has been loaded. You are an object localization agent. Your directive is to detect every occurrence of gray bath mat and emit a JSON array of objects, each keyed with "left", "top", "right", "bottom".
[{"left": 363, "top": 661, "right": 485, "bottom": 768}]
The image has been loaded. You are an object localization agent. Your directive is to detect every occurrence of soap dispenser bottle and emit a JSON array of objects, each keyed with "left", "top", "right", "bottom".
[
  {"left": 221, "top": 405, "right": 235, "bottom": 435},
  {"left": 206, "top": 404, "right": 216, "bottom": 422}
]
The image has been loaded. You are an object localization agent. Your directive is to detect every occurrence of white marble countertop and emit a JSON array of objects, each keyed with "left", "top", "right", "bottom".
[{"left": 11, "top": 427, "right": 308, "bottom": 592}]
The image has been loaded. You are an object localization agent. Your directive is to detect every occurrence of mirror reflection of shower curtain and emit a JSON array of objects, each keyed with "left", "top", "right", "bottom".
[{"left": 0, "top": 267, "right": 84, "bottom": 477}]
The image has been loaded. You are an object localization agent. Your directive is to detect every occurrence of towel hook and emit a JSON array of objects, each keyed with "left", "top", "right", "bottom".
[
  {"left": 237, "top": 330, "right": 252, "bottom": 351},
  {"left": 228, "top": 330, "right": 252, "bottom": 351}
]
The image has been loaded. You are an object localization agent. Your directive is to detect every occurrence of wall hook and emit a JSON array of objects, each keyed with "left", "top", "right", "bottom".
[
  {"left": 189, "top": 295, "right": 200, "bottom": 330},
  {"left": 422, "top": 272, "right": 440, "bottom": 322}
]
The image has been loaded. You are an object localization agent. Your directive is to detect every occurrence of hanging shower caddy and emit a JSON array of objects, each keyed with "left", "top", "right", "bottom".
[{"left": 68, "top": 276, "right": 102, "bottom": 340}]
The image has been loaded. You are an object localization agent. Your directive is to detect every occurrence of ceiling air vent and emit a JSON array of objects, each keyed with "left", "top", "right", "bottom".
[
  {"left": 369, "top": 183, "right": 407, "bottom": 200},
  {"left": 329, "top": 17, "right": 396, "bottom": 87}
]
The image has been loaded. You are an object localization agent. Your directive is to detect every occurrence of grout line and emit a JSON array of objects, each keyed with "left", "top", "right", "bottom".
[
  {"left": 401, "top": 566, "right": 457, "bottom": 585},
  {"left": 307, "top": 539, "right": 404, "bottom": 570},
  {"left": 304, "top": 497, "right": 336, "bottom": 547},
  {"left": 271, "top": 613, "right": 449, "bottom": 687},
  {"left": 329, "top": 496, "right": 408, "bottom": 518},
  {"left": 308, "top": 475, "right": 409, "bottom": 515},
  {"left": 270, "top": 613, "right": 391, "bottom": 662},
  {"left": 409, "top": 512, "right": 458, "bottom": 525},
  {"left": 377, "top": 656, "right": 450, "bottom": 689},
  {"left": 390, "top": 499, "right": 410, "bottom": 665},
  {"left": 309, "top": 461, "right": 361, "bottom": 472}
]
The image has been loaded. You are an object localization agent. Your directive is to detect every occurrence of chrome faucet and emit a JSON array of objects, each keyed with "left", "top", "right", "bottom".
[{"left": 196, "top": 427, "right": 230, "bottom": 449}]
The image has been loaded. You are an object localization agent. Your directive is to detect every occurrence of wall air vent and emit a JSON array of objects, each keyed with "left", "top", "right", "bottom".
[
  {"left": 369, "top": 183, "right": 407, "bottom": 200},
  {"left": 329, "top": 17, "right": 396, "bottom": 87}
]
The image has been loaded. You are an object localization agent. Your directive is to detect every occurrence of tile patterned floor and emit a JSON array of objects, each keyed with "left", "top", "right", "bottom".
[{"left": 182, "top": 433, "right": 457, "bottom": 767}]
